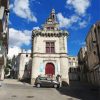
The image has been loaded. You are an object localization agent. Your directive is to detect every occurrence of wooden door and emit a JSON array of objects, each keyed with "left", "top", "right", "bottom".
[{"left": 45, "top": 63, "right": 55, "bottom": 76}]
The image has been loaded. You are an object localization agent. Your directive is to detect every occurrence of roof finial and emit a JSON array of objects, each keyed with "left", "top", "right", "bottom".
[{"left": 51, "top": 8, "right": 55, "bottom": 13}]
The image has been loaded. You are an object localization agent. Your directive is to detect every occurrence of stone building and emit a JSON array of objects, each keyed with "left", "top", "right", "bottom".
[
  {"left": 77, "top": 47, "right": 88, "bottom": 82},
  {"left": 17, "top": 53, "right": 32, "bottom": 80},
  {"left": 86, "top": 21, "right": 100, "bottom": 86},
  {"left": 68, "top": 56, "right": 79, "bottom": 81},
  {"left": 31, "top": 9, "right": 69, "bottom": 84},
  {"left": 0, "top": 0, "right": 9, "bottom": 80},
  {"left": 10, "top": 55, "right": 19, "bottom": 79},
  {"left": 68, "top": 56, "right": 78, "bottom": 68}
]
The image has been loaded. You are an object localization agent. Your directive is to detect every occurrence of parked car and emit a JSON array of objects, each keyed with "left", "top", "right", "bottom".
[{"left": 34, "top": 76, "right": 60, "bottom": 88}]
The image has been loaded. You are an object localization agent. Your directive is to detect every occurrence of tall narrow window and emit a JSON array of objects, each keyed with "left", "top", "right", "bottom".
[{"left": 46, "top": 42, "right": 55, "bottom": 53}]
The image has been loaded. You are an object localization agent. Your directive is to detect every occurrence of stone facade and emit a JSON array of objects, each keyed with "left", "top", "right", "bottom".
[
  {"left": 68, "top": 56, "right": 78, "bottom": 68},
  {"left": 17, "top": 53, "right": 32, "bottom": 80},
  {"left": 31, "top": 9, "right": 69, "bottom": 84},
  {"left": 68, "top": 56, "right": 79, "bottom": 81},
  {"left": 10, "top": 55, "right": 19, "bottom": 79},
  {"left": 0, "top": 0, "right": 9, "bottom": 80},
  {"left": 86, "top": 21, "right": 100, "bottom": 86},
  {"left": 77, "top": 47, "right": 88, "bottom": 82}
]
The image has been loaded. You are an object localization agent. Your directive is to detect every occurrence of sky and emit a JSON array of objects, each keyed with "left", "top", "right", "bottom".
[{"left": 8, "top": 0, "right": 100, "bottom": 59}]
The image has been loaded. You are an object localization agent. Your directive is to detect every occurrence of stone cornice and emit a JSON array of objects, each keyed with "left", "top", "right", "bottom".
[
  {"left": 32, "top": 56, "right": 68, "bottom": 58},
  {"left": 32, "top": 29, "right": 69, "bottom": 38},
  {"left": 32, "top": 52, "right": 68, "bottom": 55},
  {"left": 31, "top": 52, "right": 68, "bottom": 58}
]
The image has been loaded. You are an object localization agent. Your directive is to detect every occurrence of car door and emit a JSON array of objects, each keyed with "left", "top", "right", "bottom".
[
  {"left": 46, "top": 78, "right": 53, "bottom": 87},
  {"left": 40, "top": 77, "right": 49, "bottom": 87}
]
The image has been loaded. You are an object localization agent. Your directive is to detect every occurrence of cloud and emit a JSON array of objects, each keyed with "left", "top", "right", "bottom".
[
  {"left": 8, "top": 46, "right": 21, "bottom": 59},
  {"left": 11, "top": 0, "right": 37, "bottom": 22},
  {"left": 8, "top": 27, "right": 39, "bottom": 59},
  {"left": 9, "top": 28, "right": 31, "bottom": 47},
  {"left": 57, "top": 13, "right": 80, "bottom": 28},
  {"left": 58, "top": 0, "right": 91, "bottom": 29},
  {"left": 79, "top": 21, "right": 88, "bottom": 28},
  {"left": 33, "top": 26, "right": 40, "bottom": 30},
  {"left": 71, "top": 40, "right": 86, "bottom": 46},
  {"left": 66, "top": 0, "right": 90, "bottom": 15},
  {"left": 9, "top": 4, "right": 13, "bottom": 9},
  {"left": 8, "top": 46, "right": 31, "bottom": 59},
  {"left": 8, "top": 19, "right": 12, "bottom": 25},
  {"left": 27, "top": 49, "right": 31, "bottom": 53}
]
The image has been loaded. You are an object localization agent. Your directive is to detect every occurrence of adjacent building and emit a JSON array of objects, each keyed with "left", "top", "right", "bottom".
[
  {"left": 77, "top": 47, "right": 88, "bottom": 82},
  {"left": 68, "top": 56, "right": 78, "bottom": 68},
  {"left": 86, "top": 21, "right": 100, "bottom": 86},
  {"left": 17, "top": 53, "right": 32, "bottom": 80},
  {"left": 0, "top": 0, "right": 9, "bottom": 80},
  {"left": 68, "top": 56, "right": 79, "bottom": 81},
  {"left": 10, "top": 55, "right": 19, "bottom": 79},
  {"left": 31, "top": 9, "right": 69, "bottom": 84},
  {"left": 10, "top": 52, "right": 32, "bottom": 81}
]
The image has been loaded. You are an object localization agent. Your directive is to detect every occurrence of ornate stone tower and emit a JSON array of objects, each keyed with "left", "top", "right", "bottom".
[{"left": 31, "top": 9, "right": 69, "bottom": 84}]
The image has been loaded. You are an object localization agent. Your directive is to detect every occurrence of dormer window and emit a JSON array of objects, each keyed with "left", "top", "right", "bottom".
[
  {"left": 51, "top": 27, "right": 54, "bottom": 30},
  {"left": 47, "top": 27, "right": 50, "bottom": 30},
  {"left": 46, "top": 27, "right": 54, "bottom": 30}
]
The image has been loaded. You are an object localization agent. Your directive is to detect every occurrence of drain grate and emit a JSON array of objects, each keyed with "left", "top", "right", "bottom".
[{"left": 27, "top": 96, "right": 34, "bottom": 98}]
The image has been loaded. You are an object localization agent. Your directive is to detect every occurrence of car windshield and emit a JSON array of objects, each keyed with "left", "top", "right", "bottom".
[{"left": 39, "top": 77, "right": 47, "bottom": 80}]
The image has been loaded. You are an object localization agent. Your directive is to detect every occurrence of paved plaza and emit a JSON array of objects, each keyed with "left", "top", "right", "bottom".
[{"left": 0, "top": 79, "right": 99, "bottom": 100}]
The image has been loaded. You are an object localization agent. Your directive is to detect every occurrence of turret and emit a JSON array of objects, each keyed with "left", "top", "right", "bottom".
[{"left": 43, "top": 9, "right": 59, "bottom": 31}]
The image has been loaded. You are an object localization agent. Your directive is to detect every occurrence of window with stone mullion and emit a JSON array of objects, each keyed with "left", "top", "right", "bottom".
[{"left": 46, "top": 42, "right": 55, "bottom": 53}]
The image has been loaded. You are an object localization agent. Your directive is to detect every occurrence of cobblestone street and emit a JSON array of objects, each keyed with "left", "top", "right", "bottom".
[{"left": 0, "top": 79, "right": 99, "bottom": 100}]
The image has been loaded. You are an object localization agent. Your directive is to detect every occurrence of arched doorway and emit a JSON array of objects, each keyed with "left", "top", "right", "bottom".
[{"left": 45, "top": 63, "right": 55, "bottom": 76}]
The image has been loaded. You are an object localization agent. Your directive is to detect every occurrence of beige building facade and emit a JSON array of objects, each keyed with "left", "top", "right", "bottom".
[
  {"left": 68, "top": 56, "right": 78, "bottom": 68},
  {"left": 17, "top": 53, "right": 32, "bottom": 80},
  {"left": 86, "top": 21, "right": 100, "bottom": 86},
  {"left": 0, "top": 0, "right": 9, "bottom": 80},
  {"left": 68, "top": 56, "right": 79, "bottom": 81},
  {"left": 31, "top": 9, "right": 69, "bottom": 84},
  {"left": 77, "top": 47, "right": 88, "bottom": 82}
]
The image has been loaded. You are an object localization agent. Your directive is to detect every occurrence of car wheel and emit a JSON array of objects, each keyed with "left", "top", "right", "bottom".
[
  {"left": 37, "top": 84, "right": 41, "bottom": 88},
  {"left": 54, "top": 84, "right": 58, "bottom": 88}
]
